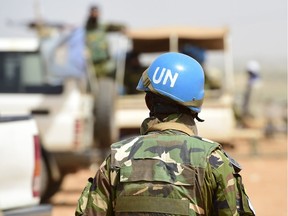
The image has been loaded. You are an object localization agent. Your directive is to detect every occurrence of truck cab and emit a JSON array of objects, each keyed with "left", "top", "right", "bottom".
[{"left": 0, "top": 35, "right": 97, "bottom": 201}]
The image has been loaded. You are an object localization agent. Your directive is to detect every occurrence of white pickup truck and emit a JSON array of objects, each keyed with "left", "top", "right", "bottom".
[
  {"left": 0, "top": 32, "right": 117, "bottom": 201},
  {"left": 0, "top": 115, "right": 51, "bottom": 215}
]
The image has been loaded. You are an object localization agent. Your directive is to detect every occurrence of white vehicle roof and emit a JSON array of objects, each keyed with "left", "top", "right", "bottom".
[
  {"left": 0, "top": 37, "right": 39, "bottom": 52},
  {"left": 125, "top": 26, "right": 229, "bottom": 52},
  {"left": 118, "top": 26, "right": 234, "bottom": 92}
]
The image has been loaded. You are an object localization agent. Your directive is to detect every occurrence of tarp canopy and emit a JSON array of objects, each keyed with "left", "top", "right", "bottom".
[{"left": 125, "top": 26, "right": 229, "bottom": 53}]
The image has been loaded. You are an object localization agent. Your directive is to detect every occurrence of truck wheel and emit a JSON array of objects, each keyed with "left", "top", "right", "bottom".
[
  {"left": 40, "top": 158, "right": 49, "bottom": 201},
  {"left": 94, "top": 77, "right": 118, "bottom": 151},
  {"left": 40, "top": 150, "right": 64, "bottom": 203}
]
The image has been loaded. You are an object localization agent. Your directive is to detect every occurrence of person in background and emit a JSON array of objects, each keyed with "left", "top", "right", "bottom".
[
  {"left": 235, "top": 60, "right": 261, "bottom": 128},
  {"left": 75, "top": 52, "right": 255, "bottom": 216},
  {"left": 242, "top": 60, "right": 261, "bottom": 117},
  {"left": 84, "top": 5, "right": 125, "bottom": 79},
  {"left": 123, "top": 51, "right": 146, "bottom": 94}
]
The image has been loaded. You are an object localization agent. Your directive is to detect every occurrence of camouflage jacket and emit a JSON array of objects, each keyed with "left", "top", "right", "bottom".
[
  {"left": 75, "top": 114, "right": 255, "bottom": 216},
  {"left": 86, "top": 25, "right": 110, "bottom": 63}
]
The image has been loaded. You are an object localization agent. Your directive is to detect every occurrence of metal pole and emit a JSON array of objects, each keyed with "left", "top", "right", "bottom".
[
  {"left": 224, "top": 33, "right": 234, "bottom": 94},
  {"left": 169, "top": 34, "right": 178, "bottom": 52}
]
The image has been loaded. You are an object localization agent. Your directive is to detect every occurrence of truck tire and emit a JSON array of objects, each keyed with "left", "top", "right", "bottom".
[
  {"left": 40, "top": 149, "right": 63, "bottom": 203},
  {"left": 94, "top": 77, "right": 118, "bottom": 151},
  {"left": 40, "top": 158, "right": 49, "bottom": 202}
]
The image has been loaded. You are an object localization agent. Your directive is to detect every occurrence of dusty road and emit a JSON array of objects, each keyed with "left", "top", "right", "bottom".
[{"left": 50, "top": 135, "right": 287, "bottom": 216}]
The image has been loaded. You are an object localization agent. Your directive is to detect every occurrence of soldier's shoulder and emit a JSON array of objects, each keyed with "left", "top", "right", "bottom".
[
  {"left": 193, "top": 136, "right": 219, "bottom": 144},
  {"left": 209, "top": 148, "right": 242, "bottom": 173},
  {"left": 111, "top": 135, "right": 144, "bottom": 149},
  {"left": 223, "top": 151, "right": 242, "bottom": 173}
]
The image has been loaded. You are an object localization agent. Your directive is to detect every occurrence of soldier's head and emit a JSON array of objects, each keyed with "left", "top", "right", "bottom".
[
  {"left": 89, "top": 6, "right": 99, "bottom": 18},
  {"left": 137, "top": 52, "right": 205, "bottom": 121},
  {"left": 86, "top": 5, "right": 100, "bottom": 30}
]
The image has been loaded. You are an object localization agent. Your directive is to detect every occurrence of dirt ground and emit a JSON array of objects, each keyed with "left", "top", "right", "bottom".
[{"left": 50, "top": 134, "right": 287, "bottom": 216}]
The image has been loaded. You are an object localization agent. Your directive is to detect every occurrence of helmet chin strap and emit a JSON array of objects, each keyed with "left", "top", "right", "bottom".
[{"left": 195, "top": 113, "right": 204, "bottom": 122}]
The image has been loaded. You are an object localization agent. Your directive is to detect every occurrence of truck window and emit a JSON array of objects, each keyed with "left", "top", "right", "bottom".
[{"left": 0, "top": 52, "right": 63, "bottom": 94}]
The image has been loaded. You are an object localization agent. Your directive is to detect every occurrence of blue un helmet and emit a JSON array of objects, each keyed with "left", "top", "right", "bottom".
[{"left": 136, "top": 52, "right": 205, "bottom": 113}]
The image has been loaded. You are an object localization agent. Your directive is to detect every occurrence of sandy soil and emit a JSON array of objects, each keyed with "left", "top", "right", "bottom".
[{"left": 50, "top": 134, "right": 287, "bottom": 216}]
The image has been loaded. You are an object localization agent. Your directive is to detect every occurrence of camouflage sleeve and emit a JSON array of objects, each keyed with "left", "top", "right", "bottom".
[
  {"left": 75, "top": 156, "right": 115, "bottom": 216},
  {"left": 208, "top": 149, "right": 256, "bottom": 215},
  {"left": 104, "top": 23, "right": 125, "bottom": 32}
]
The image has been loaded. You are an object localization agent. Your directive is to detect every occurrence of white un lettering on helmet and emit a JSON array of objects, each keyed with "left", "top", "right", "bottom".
[{"left": 152, "top": 67, "right": 179, "bottom": 88}]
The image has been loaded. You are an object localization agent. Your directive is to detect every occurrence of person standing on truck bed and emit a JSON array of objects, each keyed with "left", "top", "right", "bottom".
[
  {"left": 85, "top": 5, "right": 125, "bottom": 79},
  {"left": 123, "top": 51, "right": 146, "bottom": 94},
  {"left": 75, "top": 52, "right": 256, "bottom": 215}
]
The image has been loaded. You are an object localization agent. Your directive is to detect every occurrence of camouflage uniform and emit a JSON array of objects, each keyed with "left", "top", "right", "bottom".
[
  {"left": 86, "top": 24, "right": 124, "bottom": 78},
  {"left": 86, "top": 25, "right": 115, "bottom": 78},
  {"left": 76, "top": 114, "right": 255, "bottom": 216}
]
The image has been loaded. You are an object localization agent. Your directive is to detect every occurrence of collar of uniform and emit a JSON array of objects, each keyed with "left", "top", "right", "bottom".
[{"left": 140, "top": 113, "right": 198, "bottom": 136}]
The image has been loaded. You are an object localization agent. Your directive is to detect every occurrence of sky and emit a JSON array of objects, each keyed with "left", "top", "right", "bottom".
[{"left": 0, "top": 0, "right": 287, "bottom": 74}]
